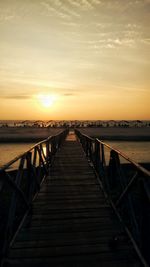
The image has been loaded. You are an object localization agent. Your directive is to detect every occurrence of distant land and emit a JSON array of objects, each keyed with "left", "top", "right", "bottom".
[
  {"left": 0, "top": 120, "right": 150, "bottom": 142},
  {"left": 0, "top": 119, "right": 150, "bottom": 128}
]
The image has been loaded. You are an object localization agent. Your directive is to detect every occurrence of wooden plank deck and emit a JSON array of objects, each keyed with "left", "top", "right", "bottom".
[{"left": 4, "top": 132, "right": 140, "bottom": 267}]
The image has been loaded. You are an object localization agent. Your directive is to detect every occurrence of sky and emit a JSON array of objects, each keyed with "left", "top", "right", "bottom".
[{"left": 0, "top": 0, "right": 150, "bottom": 120}]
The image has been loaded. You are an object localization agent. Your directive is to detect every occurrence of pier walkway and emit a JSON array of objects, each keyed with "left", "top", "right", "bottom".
[{"left": 3, "top": 132, "right": 141, "bottom": 267}]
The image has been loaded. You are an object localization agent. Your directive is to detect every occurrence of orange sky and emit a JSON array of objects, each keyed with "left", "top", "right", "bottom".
[{"left": 0, "top": 0, "right": 150, "bottom": 120}]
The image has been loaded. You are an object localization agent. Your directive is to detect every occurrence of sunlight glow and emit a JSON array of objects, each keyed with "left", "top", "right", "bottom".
[{"left": 37, "top": 94, "right": 56, "bottom": 108}]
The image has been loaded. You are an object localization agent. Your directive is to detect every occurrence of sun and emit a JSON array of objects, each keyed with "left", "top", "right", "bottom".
[{"left": 37, "top": 94, "right": 56, "bottom": 108}]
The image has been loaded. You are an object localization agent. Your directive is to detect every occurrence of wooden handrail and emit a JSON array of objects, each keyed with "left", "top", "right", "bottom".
[
  {"left": 96, "top": 138, "right": 150, "bottom": 177},
  {"left": 0, "top": 129, "right": 68, "bottom": 262},
  {"left": 75, "top": 129, "right": 150, "bottom": 266},
  {"left": 0, "top": 130, "right": 66, "bottom": 171}
]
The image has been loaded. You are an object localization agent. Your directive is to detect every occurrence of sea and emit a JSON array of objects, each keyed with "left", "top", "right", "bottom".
[
  {"left": 0, "top": 142, "right": 35, "bottom": 168},
  {"left": 104, "top": 140, "right": 150, "bottom": 166}
]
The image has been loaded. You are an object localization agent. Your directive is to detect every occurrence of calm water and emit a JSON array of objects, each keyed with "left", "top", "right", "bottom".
[
  {"left": 0, "top": 143, "right": 35, "bottom": 168},
  {"left": 105, "top": 141, "right": 150, "bottom": 164},
  {"left": 0, "top": 141, "right": 149, "bottom": 169}
]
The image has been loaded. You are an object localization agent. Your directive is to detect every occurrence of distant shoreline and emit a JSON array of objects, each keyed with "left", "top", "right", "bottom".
[
  {"left": 0, "top": 128, "right": 64, "bottom": 143},
  {"left": 80, "top": 127, "right": 150, "bottom": 141},
  {"left": 0, "top": 127, "right": 150, "bottom": 142}
]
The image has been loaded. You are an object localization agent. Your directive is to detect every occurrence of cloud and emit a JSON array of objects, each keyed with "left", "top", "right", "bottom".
[
  {"left": 61, "top": 21, "right": 81, "bottom": 28},
  {"left": 63, "top": 93, "right": 75, "bottom": 96},
  {"left": 0, "top": 11, "right": 15, "bottom": 24},
  {"left": 67, "top": 0, "right": 98, "bottom": 10},
  {"left": 0, "top": 95, "right": 31, "bottom": 100},
  {"left": 81, "top": 0, "right": 94, "bottom": 10},
  {"left": 40, "top": 1, "right": 71, "bottom": 19},
  {"left": 41, "top": 0, "right": 80, "bottom": 19},
  {"left": 1, "top": 15, "right": 14, "bottom": 22},
  {"left": 91, "top": 0, "right": 101, "bottom": 4},
  {"left": 67, "top": 0, "right": 82, "bottom": 8},
  {"left": 73, "top": 35, "right": 137, "bottom": 51},
  {"left": 140, "top": 38, "right": 150, "bottom": 45}
]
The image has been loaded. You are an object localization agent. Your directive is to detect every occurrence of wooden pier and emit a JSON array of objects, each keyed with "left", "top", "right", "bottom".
[{"left": 2, "top": 131, "right": 142, "bottom": 267}]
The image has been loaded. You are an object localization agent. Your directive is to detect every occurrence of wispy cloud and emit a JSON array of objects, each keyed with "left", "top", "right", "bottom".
[
  {"left": 61, "top": 21, "right": 81, "bottom": 27},
  {"left": 67, "top": 0, "right": 99, "bottom": 10},
  {"left": 80, "top": 0, "right": 94, "bottom": 10},
  {"left": 91, "top": 0, "right": 101, "bottom": 4},
  {"left": 72, "top": 36, "right": 136, "bottom": 50},
  {"left": 0, "top": 15, "right": 14, "bottom": 23},
  {"left": 140, "top": 38, "right": 150, "bottom": 45},
  {"left": 41, "top": 0, "right": 80, "bottom": 19},
  {"left": 59, "top": 2, "right": 80, "bottom": 17},
  {"left": 63, "top": 93, "right": 76, "bottom": 96},
  {"left": 0, "top": 94, "right": 31, "bottom": 100},
  {"left": 67, "top": 0, "right": 81, "bottom": 8},
  {"left": 40, "top": 1, "right": 71, "bottom": 19},
  {"left": 0, "top": 8, "right": 15, "bottom": 24}
]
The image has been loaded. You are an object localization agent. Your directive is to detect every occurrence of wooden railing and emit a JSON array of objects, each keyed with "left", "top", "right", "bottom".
[
  {"left": 75, "top": 129, "right": 150, "bottom": 267},
  {"left": 0, "top": 129, "right": 68, "bottom": 262}
]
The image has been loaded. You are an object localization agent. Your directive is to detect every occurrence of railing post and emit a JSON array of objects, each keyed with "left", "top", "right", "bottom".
[
  {"left": 0, "top": 170, "right": 7, "bottom": 262},
  {"left": 51, "top": 137, "right": 56, "bottom": 155},
  {"left": 26, "top": 151, "right": 34, "bottom": 203},
  {"left": 85, "top": 137, "right": 88, "bottom": 157},
  {"left": 108, "top": 150, "right": 117, "bottom": 194},
  {"left": 89, "top": 139, "right": 92, "bottom": 160},
  {"left": 141, "top": 179, "right": 150, "bottom": 265},
  {"left": 46, "top": 140, "right": 51, "bottom": 167},
  {"left": 108, "top": 150, "right": 125, "bottom": 198},
  {"left": 94, "top": 139, "right": 100, "bottom": 173}
]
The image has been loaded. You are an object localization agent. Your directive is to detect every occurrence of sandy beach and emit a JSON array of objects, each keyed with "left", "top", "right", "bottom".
[
  {"left": 0, "top": 127, "right": 64, "bottom": 142},
  {"left": 0, "top": 127, "right": 150, "bottom": 142},
  {"left": 80, "top": 127, "right": 150, "bottom": 141}
]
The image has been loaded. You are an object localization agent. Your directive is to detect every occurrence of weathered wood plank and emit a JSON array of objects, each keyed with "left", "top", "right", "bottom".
[
  {"left": 15, "top": 228, "right": 123, "bottom": 243},
  {"left": 12, "top": 235, "right": 131, "bottom": 249},
  {"left": 9, "top": 244, "right": 135, "bottom": 259}
]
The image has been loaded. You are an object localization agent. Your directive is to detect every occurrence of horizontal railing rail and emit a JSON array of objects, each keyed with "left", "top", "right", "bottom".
[
  {"left": 75, "top": 129, "right": 150, "bottom": 267},
  {"left": 0, "top": 129, "right": 68, "bottom": 263}
]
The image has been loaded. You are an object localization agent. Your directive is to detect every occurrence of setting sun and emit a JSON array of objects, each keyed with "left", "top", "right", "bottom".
[{"left": 37, "top": 94, "right": 56, "bottom": 108}]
